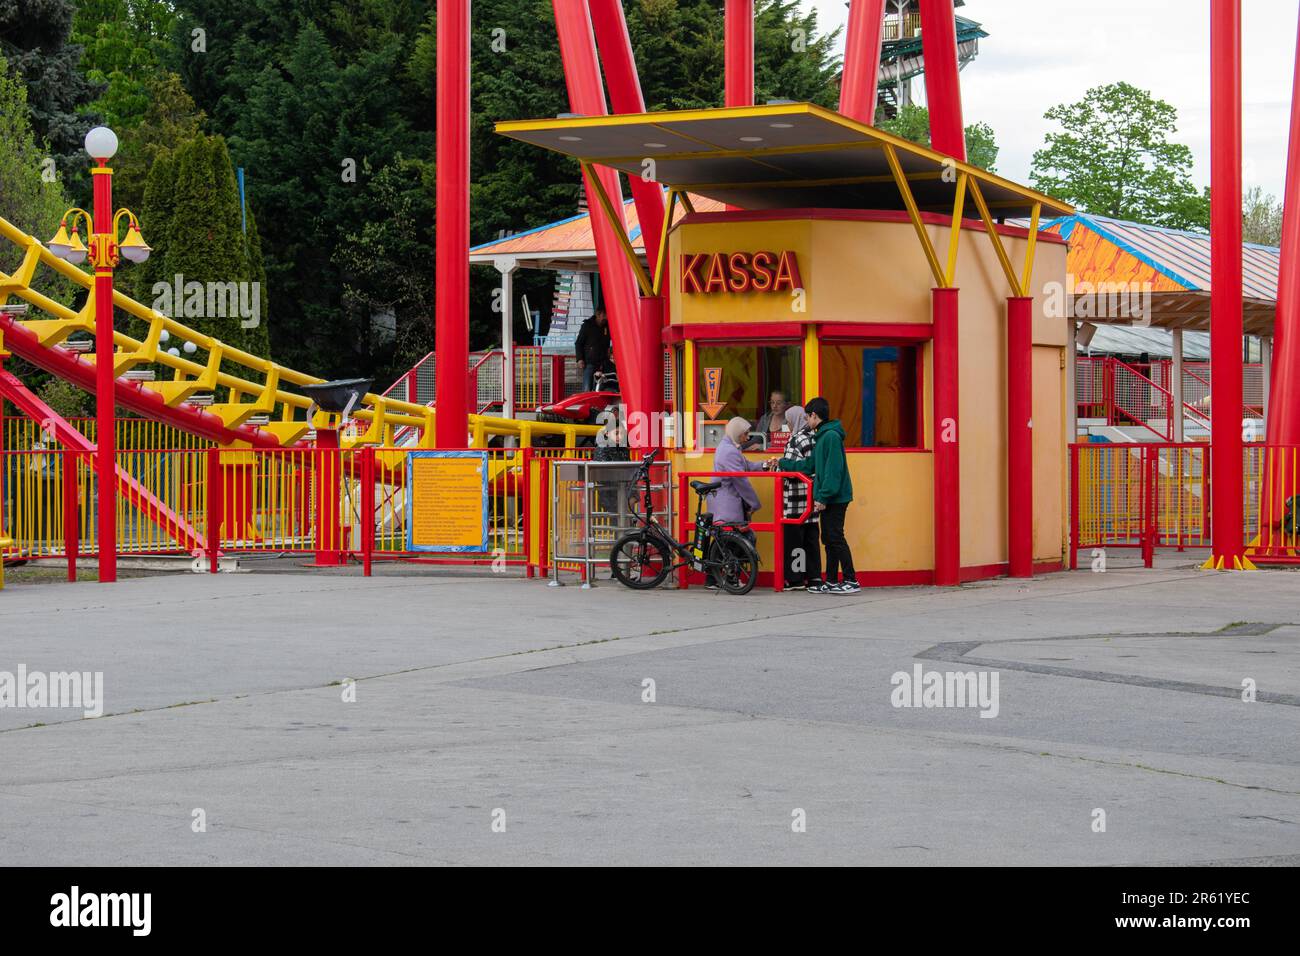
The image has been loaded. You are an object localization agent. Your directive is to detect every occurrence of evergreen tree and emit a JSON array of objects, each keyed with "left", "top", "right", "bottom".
[
  {"left": 0, "top": 0, "right": 103, "bottom": 177},
  {"left": 71, "top": 0, "right": 179, "bottom": 129}
]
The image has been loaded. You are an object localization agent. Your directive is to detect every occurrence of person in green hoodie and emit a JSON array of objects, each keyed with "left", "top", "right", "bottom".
[{"left": 771, "top": 396, "right": 859, "bottom": 594}]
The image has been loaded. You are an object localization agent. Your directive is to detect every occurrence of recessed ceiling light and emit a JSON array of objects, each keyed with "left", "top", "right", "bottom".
[
  {"left": 559, "top": 135, "right": 583, "bottom": 142},
  {"left": 644, "top": 142, "right": 667, "bottom": 149},
  {"left": 740, "top": 136, "right": 764, "bottom": 143},
  {"left": 769, "top": 122, "right": 794, "bottom": 129}
]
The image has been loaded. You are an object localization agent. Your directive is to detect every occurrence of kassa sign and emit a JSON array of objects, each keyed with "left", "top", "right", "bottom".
[{"left": 680, "top": 250, "right": 803, "bottom": 295}]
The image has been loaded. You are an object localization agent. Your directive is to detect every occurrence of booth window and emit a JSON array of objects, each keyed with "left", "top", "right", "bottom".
[
  {"left": 820, "top": 342, "right": 921, "bottom": 449},
  {"left": 694, "top": 342, "right": 802, "bottom": 449}
]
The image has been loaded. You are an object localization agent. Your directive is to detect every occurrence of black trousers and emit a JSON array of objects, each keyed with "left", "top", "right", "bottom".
[
  {"left": 821, "top": 502, "right": 856, "bottom": 584},
  {"left": 783, "top": 521, "right": 823, "bottom": 585}
]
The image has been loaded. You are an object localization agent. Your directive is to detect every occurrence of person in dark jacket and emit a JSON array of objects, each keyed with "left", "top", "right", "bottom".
[
  {"left": 773, "top": 396, "right": 859, "bottom": 594},
  {"left": 575, "top": 308, "right": 612, "bottom": 392},
  {"left": 771, "top": 405, "right": 821, "bottom": 591}
]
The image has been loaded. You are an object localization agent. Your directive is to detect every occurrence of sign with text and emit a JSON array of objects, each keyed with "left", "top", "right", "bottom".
[
  {"left": 405, "top": 451, "right": 490, "bottom": 553},
  {"left": 680, "top": 250, "right": 803, "bottom": 295}
]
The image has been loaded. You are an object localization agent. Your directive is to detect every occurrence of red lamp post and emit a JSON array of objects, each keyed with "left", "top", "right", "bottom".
[{"left": 47, "top": 127, "right": 151, "bottom": 583}]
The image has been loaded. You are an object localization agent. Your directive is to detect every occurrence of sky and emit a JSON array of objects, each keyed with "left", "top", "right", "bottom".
[{"left": 805, "top": 0, "right": 1300, "bottom": 199}]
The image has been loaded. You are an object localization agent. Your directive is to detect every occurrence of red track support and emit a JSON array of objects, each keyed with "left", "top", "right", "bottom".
[
  {"left": 1007, "top": 296, "right": 1033, "bottom": 577},
  {"left": 932, "top": 287, "right": 960, "bottom": 585},
  {"left": 1210, "top": 0, "right": 1246, "bottom": 568},
  {"left": 1267, "top": 5, "right": 1300, "bottom": 519},
  {"left": 918, "top": 0, "right": 966, "bottom": 160},
  {"left": 588, "top": 0, "right": 667, "bottom": 268},
  {"left": 206, "top": 447, "right": 222, "bottom": 573},
  {"left": 312, "top": 431, "right": 344, "bottom": 566},
  {"left": 361, "top": 447, "right": 375, "bottom": 577},
  {"left": 724, "top": 0, "right": 754, "bottom": 108},
  {"left": 840, "top": 0, "right": 886, "bottom": 124},
  {"left": 63, "top": 450, "right": 79, "bottom": 581},
  {"left": 435, "top": 0, "right": 471, "bottom": 449},
  {"left": 552, "top": 0, "right": 646, "bottom": 423}
]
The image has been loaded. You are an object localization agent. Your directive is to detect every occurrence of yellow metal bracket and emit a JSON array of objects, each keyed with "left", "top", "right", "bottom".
[
  {"left": 883, "top": 144, "right": 945, "bottom": 288},
  {"left": 581, "top": 161, "right": 654, "bottom": 297},
  {"left": 968, "top": 178, "right": 1023, "bottom": 297}
]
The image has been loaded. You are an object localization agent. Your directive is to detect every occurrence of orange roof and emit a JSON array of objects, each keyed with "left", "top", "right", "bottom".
[{"left": 470, "top": 193, "right": 723, "bottom": 265}]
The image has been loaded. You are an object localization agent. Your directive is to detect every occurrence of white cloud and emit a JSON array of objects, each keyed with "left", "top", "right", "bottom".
[{"left": 804, "top": 0, "right": 1300, "bottom": 197}]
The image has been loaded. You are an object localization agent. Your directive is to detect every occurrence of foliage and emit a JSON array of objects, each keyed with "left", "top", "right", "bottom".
[
  {"left": 1030, "top": 82, "right": 1208, "bottom": 230},
  {"left": 878, "top": 104, "right": 998, "bottom": 171},
  {"left": 1243, "top": 186, "right": 1284, "bottom": 247}
]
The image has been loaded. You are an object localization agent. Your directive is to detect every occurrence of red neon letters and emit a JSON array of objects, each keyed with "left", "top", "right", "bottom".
[{"left": 680, "top": 250, "right": 802, "bottom": 294}]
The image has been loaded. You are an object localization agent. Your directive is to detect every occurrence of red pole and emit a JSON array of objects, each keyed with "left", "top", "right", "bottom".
[
  {"left": 588, "top": 0, "right": 667, "bottom": 267},
  {"left": 435, "top": 0, "right": 471, "bottom": 448},
  {"left": 91, "top": 161, "right": 117, "bottom": 581},
  {"left": 63, "top": 451, "right": 79, "bottom": 581},
  {"left": 1210, "top": 0, "right": 1246, "bottom": 569},
  {"left": 636, "top": 294, "right": 664, "bottom": 446},
  {"left": 724, "top": 0, "right": 754, "bottom": 108},
  {"left": 1266, "top": 5, "right": 1300, "bottom": 519},
  {"left": 552, "top": 0, "right": 646, "bottom": 422},
  {"left": 932, "top": 287, "right": 960, "bottom": 585},
  {"left": 1007, "top": 296, "right": 1033, "bottom": 577},
  {"left": 918, "top": 0, "right": 966, "bottom": 161},
  {"left": 312, "top": 430, "right": 344, "bottom": 566},
  {"left": 1069, "top": 443, "right": 1079, "bottom": 570},
  {"left": 206, "top": 446, "right": 222, "bottom": 573},
  {"left": 361, "top": 447, "right": 375, "bottom": 576},
  {"left": 840, "top": 0, "right": 886, "bottom": 124}
]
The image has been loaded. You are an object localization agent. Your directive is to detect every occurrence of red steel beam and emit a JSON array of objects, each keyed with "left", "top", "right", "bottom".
[
  {"left": 1006, "top": 296, "right": 1033, "bottom": 578},
  {"left": 932, "top": 286, "right": 960, "bottom": 585},
  {"left": 1210, "top": 0, "right": 1245, "bottom": 567},
  {"left": 918, "top": 0, "right": 966, "bottom": 160},
  {"left": 840, "top": 0, "right": 886, "bottom": 124},
  {"left": 552, "top": 0, "right": 646, "bottom": 424},
  {"left": 435, "top": 0, "right": 471, "bottom": 448},
  {"left": 724, "top": 0, "right": 754, "bottom": 108},
  {"left": 1266, "top": 4, "right": 1300, "bottom": 518}
]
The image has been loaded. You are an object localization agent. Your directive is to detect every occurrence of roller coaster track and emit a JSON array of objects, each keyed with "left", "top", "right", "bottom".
[{"left": 0, "top": 215, "right": 597, "bottom": 451}]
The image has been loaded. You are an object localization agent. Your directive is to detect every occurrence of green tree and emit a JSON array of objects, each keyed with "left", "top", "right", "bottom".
[
  {"left": 1030, "top": 82, "right": 1207, "bottom": 229},
  {"left": 0, "top": 0, "right": 103, "bottom": 178},
  {"left": 1243, "top": 186, "right": 1283, "bottom": 246},
  {"left": 141, "top": 134, "right": 270, "bottom": 359},
  {"left": 109, "top": 72, "right": 206, "bottom": 219},
  {"left": 878, "top": 103, "right": 999, "bottom": 171},
  {"left": 71, "top": 0, "right": 179, "bottom": 129}
]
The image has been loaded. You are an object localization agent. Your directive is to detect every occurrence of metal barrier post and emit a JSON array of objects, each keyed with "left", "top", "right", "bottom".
[
  {"left": 206, "top": 446, "right": 222, "bottom": 573},
  {"left": 1069, "top": 443, "right": 1080, "bottom": 570},
  {"left": 361, "top": 447, "right": 375, "bottom": 576},
  {"left": 63, "top": 450, "right": 78, "bottom": 581}
]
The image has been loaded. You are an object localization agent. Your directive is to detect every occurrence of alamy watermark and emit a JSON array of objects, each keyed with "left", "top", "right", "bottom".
[
  {"left": 0, "top": 665, "right": 104, "bottom": 718},
  {"left": 152, "top": 274, "right": 261, "bottom": 329},
  {"left": 1043, "top": 278, "right": 1152, "bottom": 323},
  {"left": 890, "top": 664, "right": 999, "bottom": 718}
]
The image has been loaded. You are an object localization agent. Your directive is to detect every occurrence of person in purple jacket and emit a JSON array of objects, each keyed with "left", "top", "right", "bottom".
[{"left": 707, "top": 417, "right": 765, "bottom": 526}]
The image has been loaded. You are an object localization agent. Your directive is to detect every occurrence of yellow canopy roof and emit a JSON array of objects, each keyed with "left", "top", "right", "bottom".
[{"left": 496, "top": 102, "right": 1073, "bottom": 220}]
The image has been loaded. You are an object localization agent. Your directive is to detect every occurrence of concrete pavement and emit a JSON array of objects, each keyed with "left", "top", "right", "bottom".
[{"left": 0, "top": 559, "right": 1297, "bottom": 865}]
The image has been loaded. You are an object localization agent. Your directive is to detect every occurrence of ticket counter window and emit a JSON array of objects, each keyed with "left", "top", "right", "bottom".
[
  {"left": 820, "top": 342, "right": 921, "bottom": 448},
  {"left": 695, "top": 343, "right": 802, "bottom": 449}
]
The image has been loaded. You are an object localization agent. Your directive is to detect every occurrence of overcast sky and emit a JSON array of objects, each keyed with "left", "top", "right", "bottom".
[{"left": 805, "top": 0, "right": 1300, "bottom": 198}]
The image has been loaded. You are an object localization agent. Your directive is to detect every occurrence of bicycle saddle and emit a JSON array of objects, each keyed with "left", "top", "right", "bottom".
[{"left": 690, "top": 479, "right": 723, "bottom": 495}]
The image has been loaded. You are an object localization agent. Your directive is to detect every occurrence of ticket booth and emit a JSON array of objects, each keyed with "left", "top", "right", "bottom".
[{"left": 499, "top": 103, "right": 1075, "bottom": 585}]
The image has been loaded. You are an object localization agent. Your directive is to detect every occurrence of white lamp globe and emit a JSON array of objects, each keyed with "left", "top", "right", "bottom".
[
  {"left": 183, "top": 341, "right": 197, "bottom": 354},
  {"left": 84, "top": 126, "right": 119, "bottom": 161},
  {"left": 159, "top": 329, "right": 170, "bottom": 343},
  {"left": 167, "top": 347, "right": 180, "bottom": 357}
]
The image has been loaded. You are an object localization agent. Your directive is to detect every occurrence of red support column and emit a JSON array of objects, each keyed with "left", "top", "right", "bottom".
[
  {"left": 588, "top": 0, "right": 667, "bottom": 267},
  {"left": 91, "top": 163, "right": 117, "bottom": 581},
  {"left": 918, "top": 0, "right": 966, "bottom": 160},
  {"left": 435, "top": 0, "right": 471, "bottom": 449},
  {"left": 312, "top": 429, "right": 343, "bottom": 566},
  {"left": 724, "top": 0, "right": 754, "bottom": 108},
  {"left": 64, "top": 451, "right": 79, "bottom": 582},
  {"left": 932, "top": 287, "right": 960, "bottom": 585},
  {"left": 552, "top": 0, "right": 645, "bottom": 422},
  {"left": 840, "top": 0, "right": 886, "bottom": 124},
  {"left": 1209, "top": 0, "right": 1246, "bottom": 569},
  {"left": 636, "top": 295, "right": 664, "bottom": 446},
  {"left": 1266, "top": 5, "right": 1300, "bottom": 519},
  {"left": 1006, "top": 296, "right": 1033, "bottom": 577},
  {"left": 206, "top": 446, "right": 222, "bottom": 574}
]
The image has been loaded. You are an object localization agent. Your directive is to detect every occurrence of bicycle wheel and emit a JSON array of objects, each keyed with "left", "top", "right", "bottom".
[
  {"left": 708, "top": 530, "right": 759, "bottom": 595},
  {"left": 609, "top": 531, "right": 673, "bottom": 590}
]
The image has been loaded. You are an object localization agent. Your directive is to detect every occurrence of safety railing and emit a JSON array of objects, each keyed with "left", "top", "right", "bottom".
[
  {"left": 675, "top": 470, "right": 812, "bottom": 591},
  {"left": 3, "top": 415, "right": 211, "bottom": 453},
  {"left": 1070, "top": 441, "right": 1300, "bottom": 568}
]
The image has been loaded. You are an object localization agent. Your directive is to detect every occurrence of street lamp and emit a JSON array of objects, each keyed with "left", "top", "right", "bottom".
[{"left": 46, "top": 126, "right": 151, "bottom": 584}]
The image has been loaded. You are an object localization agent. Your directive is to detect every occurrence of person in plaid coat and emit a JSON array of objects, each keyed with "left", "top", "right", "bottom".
[{"left": 776, "top": 405, "right": 821, "bottom": 590}]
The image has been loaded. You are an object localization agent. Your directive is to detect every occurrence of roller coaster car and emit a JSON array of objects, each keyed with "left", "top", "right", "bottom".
[{"left": 532, "top": 368, "right": 620, "bottom": 447}]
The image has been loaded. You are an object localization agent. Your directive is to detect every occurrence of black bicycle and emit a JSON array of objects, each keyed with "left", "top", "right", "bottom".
[{"left": 609, "top": 450, "right": 760, "bottom": 595}]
